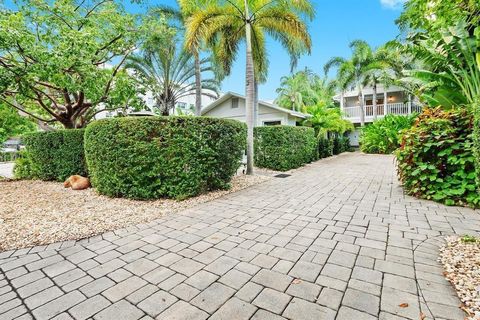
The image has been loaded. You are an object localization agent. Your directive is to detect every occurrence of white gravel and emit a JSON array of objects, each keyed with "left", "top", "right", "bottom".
[
  {"left": 0, "top": 174, "right": 270, "bottom": 252},
  {"left": 439, "top": 236, "right": 480, "bottom": 319}
]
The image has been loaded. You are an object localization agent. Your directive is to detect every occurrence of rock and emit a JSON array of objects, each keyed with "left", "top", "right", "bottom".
[{"left": 64, "top": 175, "right": 91, "bottom": 190}]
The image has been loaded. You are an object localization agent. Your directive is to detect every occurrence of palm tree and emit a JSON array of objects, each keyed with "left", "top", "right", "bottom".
[
  {"left": 325, "top": 40, "right": 374, "bottom": 127},
  {"left": 275, "top": 68, "right": 320, "bottom": 112},
  {"left": 153, "top": 3, "right": 207, "bottom": 116},
  {"left": 126, "top": 34, "right": 219, "bottom": 116},
  {"left": 184, "top": 0, "right": 314, "bottom": 175}
]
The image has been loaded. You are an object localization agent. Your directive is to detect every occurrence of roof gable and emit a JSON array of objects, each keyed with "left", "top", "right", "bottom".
[{"left": 201, "top": 92, "right": 310, "bottom": 119}]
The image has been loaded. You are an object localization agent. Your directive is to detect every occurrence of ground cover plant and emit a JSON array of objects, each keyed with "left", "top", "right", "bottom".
[
  {"left": 396, "top": 108, "right": 479, "bottom": 207},
  {"left": 84, "top": 116, "right": 246, "bottom": 200},
  {"left": 360, "top": 114, "right": 417, "bottom": 154}
]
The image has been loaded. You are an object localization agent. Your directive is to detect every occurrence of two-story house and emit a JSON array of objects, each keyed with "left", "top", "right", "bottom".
[{"left": 335, "top": 85, "right": 422, "bottom": 146}]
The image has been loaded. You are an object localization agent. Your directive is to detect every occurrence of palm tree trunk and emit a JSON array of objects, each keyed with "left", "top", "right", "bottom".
[
  {"left": 194, "top": 51, "right": 202, "bottom": 116},
  {"left": 373, "top": 81, "right": 378, "bottom": 121},
  {"left": 245, "top": 18, "right": 255, "bottom": 175},
  {"left": 254, "top": 80, "right": 259, "bottom": 127},
  {"left": 358, "top": 86, "right": 365, "bottom": 126}
]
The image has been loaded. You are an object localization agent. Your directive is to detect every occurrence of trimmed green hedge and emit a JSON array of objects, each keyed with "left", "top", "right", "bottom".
[
  {"left": 254, "top": 126, "right": 317, "bottom": 171},
  {"left": 84, "top": 116, "right": 246, "bottom": 200},
  {"left": 15, "top": 129, "right": 87, "bottom": 181}
]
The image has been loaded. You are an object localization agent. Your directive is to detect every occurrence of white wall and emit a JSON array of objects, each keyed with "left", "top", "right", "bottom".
[{"left": 204, "top": 97, "right": 300, "bottom": 126}]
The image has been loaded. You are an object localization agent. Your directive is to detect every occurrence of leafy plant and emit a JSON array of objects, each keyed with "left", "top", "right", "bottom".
[
  {"left": 84, "top": 116, "right": 246, "bottom": 200},
  {"left": 396, "top": 108, "right": 479, "bottom": 207},
  {"left": 360, "top": 114, "right": 417, "bottom": 154},
  {"left": 16, "top": 129, "right": 87, "bottom": 181},
  {"left": 0, "top": 103, "right": 37, "bottom": 144},
  {"left": 254, "top": 126, "right": 317, "bottom": 171},
  {"left": 461, "top": 235, "right": 478, "bottom": 243},
  {"left": 0, "top": 0, "right": 164, "bottom": 128}
]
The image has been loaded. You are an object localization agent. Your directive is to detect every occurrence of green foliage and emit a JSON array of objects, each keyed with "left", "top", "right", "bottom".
[
  {"left": 360, "top": 114, "right": 417, "bottom": 154},
  {"left": 254, "top": 126, "right": 317, "bottom": 171},
  {"left": 275, "top": 69, "right": 333, "bottom": 112},
  {"left": 318, "top": 137, "right": 333, "bottom": 158},
  {"left": 0, "top": 103, "right": 36, "bottom": 144},
  {"left": 13, "top": 151, "right": 33, "bottom": 180},
  {"left": 304, "top": 103, "right": 354, "bottom": 136},
  {"left": 461, "top": 235, "right": 478, "bottom": 243},
  {"left": 126, "top": 26, "right": 219, "bottom": 116},
  {"left": 16, "top": 129, "right": 87, "bottom": 181},
  {"left": 84, "top": 117, "right": 246, "bottom": 200},
  {"left": 396, "top": 108, "right": 479, "bottom": 207},
  {"left": 332, "top": 136, "right": 352, "bottom": 155},
  {"left": 0, "top": 0, "right": 167, "bottom": 128}
]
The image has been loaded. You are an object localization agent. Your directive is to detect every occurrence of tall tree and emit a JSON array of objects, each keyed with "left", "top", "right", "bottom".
[
  {"left": 184, "top": 0, "right": 314, "bottom": 174},
  {"left": 275, "top": 68, "right": 320, "bottom": 112},
  {"left": 0, "top": 0, "right": 158, "bottom": 128},
  {"left": 325, "top": 40, "right": 376, "bottom": 126},
  {"left": 154, "top": 3, "right": 209, "bottom": 116},
  {"left": 126, "top": 33, "right": 220, "bottom": 116}
]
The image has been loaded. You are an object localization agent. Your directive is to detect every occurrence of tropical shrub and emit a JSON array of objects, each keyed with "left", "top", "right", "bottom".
[
  {"left": 15, "top": 129, "right": 87, "bottom": 181},
  {"left": 84, "top": 117, "right": 246, "bottom": 200},
  {"left": 254, "top": 126, "right": 317, "bottom": 171},
  {"left": 318, "top": 137, "right": 333, "bottom": 158},
  {"left": 332, "top": 136, "right": 351, "bottom": 155},
  {"left": 360, "top": 114, "right": 417, "bottom": 154},
  {"left": 397, "top": 108, "right": 479, "bottom": 207}
]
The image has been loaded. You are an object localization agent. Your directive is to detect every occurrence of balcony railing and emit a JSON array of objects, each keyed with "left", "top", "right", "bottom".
[{"left": 343, "top": 103, "right": 422, "bottom": 121}]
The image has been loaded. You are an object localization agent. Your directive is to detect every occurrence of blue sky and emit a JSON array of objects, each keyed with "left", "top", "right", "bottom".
[
  {"left": 5, "top": 0, "right": 405, "bottom": 101},
  {"left": 141, "top": 0, "right": 404, "bottom": 101}
]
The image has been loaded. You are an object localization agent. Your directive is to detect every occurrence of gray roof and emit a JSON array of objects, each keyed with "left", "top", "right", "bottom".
[{"left": 201, "top": 92, "right": 310, "bottom": 119}]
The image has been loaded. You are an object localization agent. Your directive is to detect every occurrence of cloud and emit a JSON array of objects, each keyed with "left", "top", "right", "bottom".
[{"left": 380, "top": 0, "right": 406, "bottom": 9}]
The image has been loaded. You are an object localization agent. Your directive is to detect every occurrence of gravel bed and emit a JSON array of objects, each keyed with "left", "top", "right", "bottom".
[
  {"left": 0, "top": 174, "right": 270, "bottom": 252},
  {"left": 439, "top": 236, "right": 480, "bottom": 319}
]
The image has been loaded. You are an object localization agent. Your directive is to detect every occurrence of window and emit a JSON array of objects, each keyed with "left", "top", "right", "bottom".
[
  {"left": 263, "top": 120, "right": 281, "bottom": 126},
  {"left": 231, "top": 98, "right": 239, "bottom": 108}
]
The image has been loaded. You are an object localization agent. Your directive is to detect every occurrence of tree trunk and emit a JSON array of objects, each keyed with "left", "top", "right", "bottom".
[
  {"left": 373, "top": 81, "right": 378, "bottom": 121},
  {"left": 254, "top": 80, "right": 259, "bottom": 127},
  {"left": 245, "top": 13, "right": 255, "bottom": 175},
  {"left": 194, "top": 51, "right": 202, "bottom": 116},
  {"left": 358, "top": 86, "right": 365, "bottom": 126}
]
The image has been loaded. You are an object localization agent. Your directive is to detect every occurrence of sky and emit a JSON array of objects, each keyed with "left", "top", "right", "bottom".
[
  {"left": 126, "top": 0, "right": 406, "bottom": 101},
  {"left": 4, "top": 0, "right": 406, "bottom": 102}
]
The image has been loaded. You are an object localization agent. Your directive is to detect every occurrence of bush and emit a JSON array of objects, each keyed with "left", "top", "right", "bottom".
[
  {"left": 360, "top": 114, "right": 417, "bottom": 154},
  {"left": 84, "top": 116, "right": 246, "bottom": 200},
  {"left": 332, "top": 136, "right": 351, "bottom": 155},
  {"left": 15, "top": 129, "right": 87, "bottom": 181},
  {"left": 397, "top": 107, "right": 479, "bottom": 207},
  {"left": 318, "top": 137, "right": 333, "bottom": 158},
  {"left": 254, "top": 126, "right": 317, "bottom": 171}
]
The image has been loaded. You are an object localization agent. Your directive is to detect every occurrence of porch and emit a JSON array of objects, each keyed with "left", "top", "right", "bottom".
[{"left": 343, "top": 103, "right": 423, "bottom": 123}]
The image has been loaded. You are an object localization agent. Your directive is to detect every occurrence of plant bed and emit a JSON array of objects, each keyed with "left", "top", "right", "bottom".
[
  {"left": 0, "top": 174, "right": 269, "bottom": 252},
  {"left": 439, "top": 236, "right": 480, "bottom": 319}
]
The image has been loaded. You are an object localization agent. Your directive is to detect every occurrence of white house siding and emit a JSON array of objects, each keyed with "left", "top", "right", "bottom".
[
  {"left": 347, "top": 127, "right": 361, "bottom": 147},
  {"left": 203, "top": 98, "right": 291, "bottom": 126}
]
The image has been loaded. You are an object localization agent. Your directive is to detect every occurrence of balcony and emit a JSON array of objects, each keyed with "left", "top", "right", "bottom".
[{"left": 343, "top": 103, "right": 422, "bottom": 123}]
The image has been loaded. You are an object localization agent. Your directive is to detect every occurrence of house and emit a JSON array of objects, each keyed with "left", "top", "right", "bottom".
[
  {"left": 335, "top": 85, "right": 422, "bottom": 146},
  {"left": 201, "top": 92, "right": 309, "bottom": 126}
]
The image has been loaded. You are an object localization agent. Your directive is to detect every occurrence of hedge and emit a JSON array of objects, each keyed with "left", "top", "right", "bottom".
[
  {"left": 84, "top": 116, "right": 246, "bottom": 200},
  {"left": 15, "top": 129, "right": 87, "bottom": 181},
  {"left": 254, "top": 126, "right": 317, "bottom": 171},
  {"left": 397, "top": 107, "right": 479, "bottom": 207}
]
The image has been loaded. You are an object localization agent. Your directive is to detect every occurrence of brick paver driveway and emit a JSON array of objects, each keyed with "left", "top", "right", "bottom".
[{"left": 1, "top": 153, "right": 479, "bottom": 320}]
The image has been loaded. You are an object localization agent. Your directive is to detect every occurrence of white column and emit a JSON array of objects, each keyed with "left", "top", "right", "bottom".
[
  {"left": 408, "top": 94, "right": 412, "bottom": 114},
  {"left": 340, "top": 92, "right": 344, "bottom": 112},
  {"left": 384, "top": 90, "right": 387, "bottom": 115}
]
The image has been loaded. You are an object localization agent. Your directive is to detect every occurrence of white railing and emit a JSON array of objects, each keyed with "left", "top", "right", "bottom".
[{"left": 343, "top": 103, "right": 421, "bottom": 121}]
